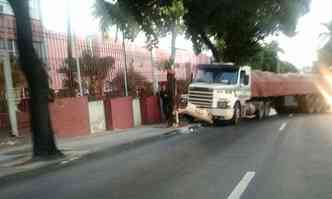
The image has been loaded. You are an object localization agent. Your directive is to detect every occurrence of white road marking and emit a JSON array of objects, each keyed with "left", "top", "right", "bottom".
[
  {"left": 279, "top": 122, "right": 288, "bottom": 131},
  {"left": 60, "top": 160, "right": 69, "bottom": 165},
  {"left": 60, "top": 156, "right": 81, "bottom": 165},
  {"left": 227, "top": 171, "right": 256, "bottom": 199}
]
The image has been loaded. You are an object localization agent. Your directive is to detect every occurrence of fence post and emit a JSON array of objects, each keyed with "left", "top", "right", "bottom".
[{"left": 1, "top": 51, "right": 19, "bottom": 137}]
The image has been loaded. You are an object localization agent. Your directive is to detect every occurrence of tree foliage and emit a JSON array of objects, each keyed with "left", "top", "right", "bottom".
[
  {"left": 249, "top": 41, "right": 297, "bottom": 73},
  {"left": 112, "top": 66, "right": 153, "bottom": 97},
  {"left": 183, "top": 0, "right": 311, "bottom": 63},
  {"left": 94, "top": 0, "right": 184, "bottom": 49},
  {"left": 318, "top": 21, "right": 332, "bottom": 66},
  {"left": 58, "top": 51, "right": 115, "bottom": 98},
  {"left": 94, "top": 0, "right": 310, "bottom": 64},
  {"left": 93, "top": 0, "right": 140, "bottom": 41},
  {"left": 278, "top": 61, "right": 298, "bottom": 73}
]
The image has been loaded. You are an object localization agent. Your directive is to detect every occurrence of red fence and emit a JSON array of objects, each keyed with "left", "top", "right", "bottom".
[
  {"left": 50, "top": 97, "right": 90, "bottom": 138},
  {"left": 140, "top": 96, "right": 161, "bottom": 124},
  {"left": 0, "top": 95, "right": 166, "bottom": 137},
  {"left": 0, "top": 113, "right": 9, "bottom": 129},
  {"left": 104, "top": 96, "right": 134, "bottom": 130}
]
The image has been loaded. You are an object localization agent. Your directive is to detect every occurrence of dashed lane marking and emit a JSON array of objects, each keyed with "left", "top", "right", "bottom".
[
  {"left": 279, "top": 122, "right": 288, "bottom": 131},
  {"left": 227, "top": 171, "right": 256, "bottom": 199}
]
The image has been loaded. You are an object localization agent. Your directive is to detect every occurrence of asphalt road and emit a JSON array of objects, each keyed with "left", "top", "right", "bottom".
[{"left": 1, "top": 113, "right": 332, "bottom": 199}]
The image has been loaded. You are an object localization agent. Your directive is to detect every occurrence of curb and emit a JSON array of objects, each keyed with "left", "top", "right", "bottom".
[{"left": 0, "top": 128, "right": 178, "bottom": 186}]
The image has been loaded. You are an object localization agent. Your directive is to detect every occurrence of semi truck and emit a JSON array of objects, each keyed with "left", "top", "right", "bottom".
[{"left": 185, "top": 63, "right": 332, "bottom": 124}]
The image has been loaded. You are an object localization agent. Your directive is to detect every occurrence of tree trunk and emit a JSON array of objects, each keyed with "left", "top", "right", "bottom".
[
  {"left": 166, "top": 23, "right": 177, "bottom": 126},
  {"left": 170, "top": 23, "right": 177, "bottom": 64},
  {"left": 200, "top": 32, "right": 221, "bottom": 62},
  {"left": 8, "top": 0, "right": 62, "bottom": 158}
]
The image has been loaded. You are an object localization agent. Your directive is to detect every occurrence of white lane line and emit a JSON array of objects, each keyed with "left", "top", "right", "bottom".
[
  {"left": 60, "top": 156, "right": 81, "bottom": 165},
  {"left": 279, "top": 122, "right": 288, "bottom": 131},
  {"left": 227, "top": 171, "right": 256, "bottom": 199}
]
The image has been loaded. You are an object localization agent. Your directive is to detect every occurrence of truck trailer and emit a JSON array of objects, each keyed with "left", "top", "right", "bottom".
[{"left": 185, "top": 63, "right": 332, "bottom": 124}]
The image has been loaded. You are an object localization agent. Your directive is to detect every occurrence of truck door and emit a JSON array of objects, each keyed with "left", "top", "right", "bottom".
[{"left": 238, "top": 69, "right": 251, "bottom": 102}]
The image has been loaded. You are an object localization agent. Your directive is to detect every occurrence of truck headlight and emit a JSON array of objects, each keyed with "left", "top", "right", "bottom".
[{"left": 217, "top": 101, "right": 229, "bottom": 109}]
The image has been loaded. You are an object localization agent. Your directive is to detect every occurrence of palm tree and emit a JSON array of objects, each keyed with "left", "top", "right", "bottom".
[{"left": 93, "top": 0, "right": 140, "bottom": 96}]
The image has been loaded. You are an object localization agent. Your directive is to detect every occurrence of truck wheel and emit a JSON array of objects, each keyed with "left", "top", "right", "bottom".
[
  {"left": 256, "top": 102, "right": 265, "bottom": 120},
  {"left": 263, "top": 102, "right": 271, "bottom": 118},
  {"left": 231, "top": 103, "right": 241, "bottom": 125}
]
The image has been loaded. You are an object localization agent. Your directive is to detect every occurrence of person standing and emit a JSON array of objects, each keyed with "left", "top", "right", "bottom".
[{"left": 159, "top": 84, "right": 169, "bottom": 123}]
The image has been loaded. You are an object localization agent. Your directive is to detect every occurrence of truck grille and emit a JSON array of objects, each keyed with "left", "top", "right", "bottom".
[{"left": 188, "top": 87, "right": 213, "bottom": 108}]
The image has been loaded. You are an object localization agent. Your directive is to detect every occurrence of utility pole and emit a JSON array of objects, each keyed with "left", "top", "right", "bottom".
[
  {"left": 122, "top": 31, "right": 129, "bottom": 97},
  {"left": 66, "top": 0, "right": 75, "bottom": 95}
]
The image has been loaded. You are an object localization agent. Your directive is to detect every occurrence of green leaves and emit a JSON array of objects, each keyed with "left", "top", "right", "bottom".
[
  {"left": 93, "top": 0, "right": 311, "bottom": 64},
  {"left": 94, "top": 0, "right": 185, "bottom": 48},
  {"left": 93, "top": 0, "right": 140, "bottom": 41},
  {"left": 249, "top": 41, "right": 297, "bottom": 73},
  {"left": 318, "top": 21, "right": 332, "bottom": 67},
  {"left": 183, "top": 0, "right": 311, "bottom": 63}
]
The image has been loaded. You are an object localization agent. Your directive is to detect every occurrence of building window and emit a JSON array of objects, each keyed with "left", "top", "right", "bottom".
[
  {"left": 0, "top": 39, "right": 6, "bottom": 49},
  {"left": 7, "top": 39, "right": 16, "bottom": 57},
  {"left": 0, "top": 39, "right": 44, "bottom": 60}
]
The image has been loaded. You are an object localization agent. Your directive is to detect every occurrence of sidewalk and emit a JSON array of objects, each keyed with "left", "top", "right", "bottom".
[{"left": 0, "top": 125, "right": 177, "bottom": 181}]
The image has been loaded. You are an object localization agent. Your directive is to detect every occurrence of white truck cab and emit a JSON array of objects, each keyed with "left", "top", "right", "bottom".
[{"left": 188, "top": 63, "right": 253, "bottom": 124}]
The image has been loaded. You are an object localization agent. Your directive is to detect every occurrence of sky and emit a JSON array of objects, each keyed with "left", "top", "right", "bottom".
[{"left": 41, "top": 0, "right": 332, "bottom": 69}]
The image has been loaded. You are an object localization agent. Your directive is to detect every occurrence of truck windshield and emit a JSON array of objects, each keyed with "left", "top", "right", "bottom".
[{"left": 194, "top": 68, "right": 239, "bottom": 84}]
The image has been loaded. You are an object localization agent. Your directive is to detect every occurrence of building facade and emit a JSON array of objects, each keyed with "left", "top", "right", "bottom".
[
  {"left": 0, "top": 0, "right": 44, "bottom": 58},
  {"left": 0, "top": 0, "right": 45, "bottom": 100}
]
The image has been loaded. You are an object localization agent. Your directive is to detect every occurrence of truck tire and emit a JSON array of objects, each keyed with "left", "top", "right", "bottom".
[
  {"left": 274, "top": 97, "right": 287, "bottom": 114},
  {"left": 256, "top": 102, "right": 265, "bottom": 120},
  {"left": 263, "top": 102, "right": 271, "bottom": 118},
  {"left": 230, "top": 103, "right": 241, "bottom": 125}
]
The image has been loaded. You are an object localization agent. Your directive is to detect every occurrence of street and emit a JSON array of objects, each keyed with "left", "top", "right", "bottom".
[{"left": 1, "top": 113, "right": 332, "bottom": 199}]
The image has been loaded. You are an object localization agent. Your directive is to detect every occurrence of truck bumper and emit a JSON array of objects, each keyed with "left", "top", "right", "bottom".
[{"left": 208, "top": 108, "right": 234, "bottom": 120}]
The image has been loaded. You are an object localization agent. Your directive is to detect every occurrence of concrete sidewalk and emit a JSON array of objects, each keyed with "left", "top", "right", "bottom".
[{"left": 0, "top": 125, "right": 176, "bottom": 180}]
